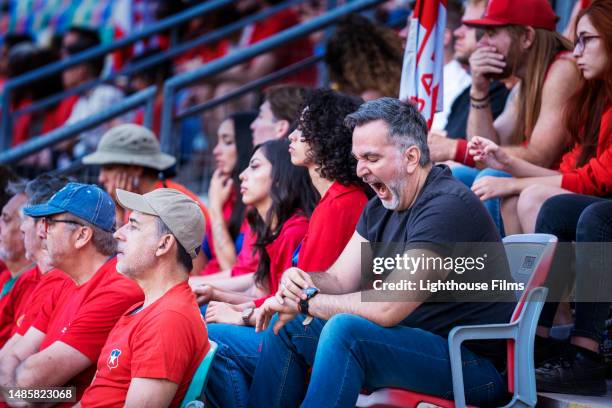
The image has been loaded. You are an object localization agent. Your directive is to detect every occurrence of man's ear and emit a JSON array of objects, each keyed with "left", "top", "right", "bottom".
[
  {"left": 155, "top": 234, "right": 175, "bottom": 257},
  {"left": 276, "top": 120, "right": 290, "bottom": 138},
  {"left": 404, "top": 145, "right": 421, "bottom": 174},
  {"left": 74, "top": 226, "right": 94, "bottom": 250}
]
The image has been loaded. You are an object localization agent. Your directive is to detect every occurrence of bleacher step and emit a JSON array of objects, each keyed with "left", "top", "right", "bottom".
[{"left": 537, "top": 380, "right": 612, "bottom": 407}]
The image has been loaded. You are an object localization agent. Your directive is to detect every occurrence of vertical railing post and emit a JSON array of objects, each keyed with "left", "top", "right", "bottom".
[{"left": 0, "top": 88, "right": 12, "bottom": 151}]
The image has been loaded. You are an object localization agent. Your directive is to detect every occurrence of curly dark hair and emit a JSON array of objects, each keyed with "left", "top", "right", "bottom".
[
  {"left": 325, "top": 14, "right": 404, "bottom": 97},
  {"left": 297, "top": 89, "right": 364, "bottom": 186}
]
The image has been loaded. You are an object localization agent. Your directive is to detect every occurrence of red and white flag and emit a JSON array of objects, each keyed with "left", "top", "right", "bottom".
[{"left": 399, "top": 0, "right": 447, "bottom": 129}]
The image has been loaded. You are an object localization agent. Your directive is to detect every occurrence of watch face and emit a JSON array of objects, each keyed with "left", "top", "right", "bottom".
[{"left": 304, "top": 287, "right": 318, "bottom": 297}]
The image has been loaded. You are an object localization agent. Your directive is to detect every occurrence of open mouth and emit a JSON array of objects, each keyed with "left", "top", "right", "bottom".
[{"left": 371, "top": 182, "right": 389, "bottom": 198}]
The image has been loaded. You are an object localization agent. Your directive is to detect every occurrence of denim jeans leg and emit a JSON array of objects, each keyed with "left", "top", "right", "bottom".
[
  {"left": 474, "top": 168, "right": 512, "bottom": 237},
  {"left": 248, "top": 314, "right": 327, "bottom": 408},
  {"left": 205, "top": 323, "right": 265, "bottom": 408},
  {"left": 451, "top": 164, "right": 480, "bottom": 187},
  {"left": 301, "top": 314, "right": 506, "bottom": 408}
]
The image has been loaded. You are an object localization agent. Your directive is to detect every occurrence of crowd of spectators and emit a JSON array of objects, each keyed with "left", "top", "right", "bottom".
[{"left": 0, "top": 0, "right": 610, "bottom": 406}]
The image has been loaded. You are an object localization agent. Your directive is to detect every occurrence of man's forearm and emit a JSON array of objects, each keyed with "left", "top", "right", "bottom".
[
  {"left": 0, "top": 352, "right": 21, "bottom": 389},
  {"left": 308, "top": 272, "right": 355, "bottom": 295},
  {"left": 308, "top": 292, "right": 417, "bottom": 327},
  {"left": 467, "top": 103, "right": 499, "bottom": 143}
]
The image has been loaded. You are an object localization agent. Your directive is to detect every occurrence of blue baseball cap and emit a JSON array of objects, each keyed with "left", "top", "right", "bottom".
[{"left": 23, "top": 182, "right": 116, "bottom": 232}]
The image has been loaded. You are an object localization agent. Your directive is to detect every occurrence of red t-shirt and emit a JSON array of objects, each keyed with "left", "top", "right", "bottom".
[
  {"left": 32, "top": 258, "right": 143, "bottom": 402},
  {"left": 15, "top": 269, "right": 72, "bottom": 337},
  {"left": 559, "top": 105, "right": 612, "bottom": 196},
  {"left": 298, "top": 183, "right": 368, "bottom": 272},
  {"left": 253, "top": 213, "right": 309, "bottom": 308},
  {"left": 80, "top": 282, "right": 209, "bottom": 408},
  {"left": 202, "top": 192, "right": 258, "bottom": 277},
  {"left": 0, "top": 266, "right": 41, "bottom": 346}
]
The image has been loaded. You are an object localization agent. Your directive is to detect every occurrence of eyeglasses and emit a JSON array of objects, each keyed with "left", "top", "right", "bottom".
[
  {"left": 44, "top": 217, "right": 84, "bottom": 232},
  {"left": 574, "top": 34, "right": 601, "bottom": 54}
]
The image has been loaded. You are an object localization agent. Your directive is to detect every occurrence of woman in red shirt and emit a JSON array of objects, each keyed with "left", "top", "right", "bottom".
[
  {"left": 195, "top": 112, "right": 259, "bottom": 278},
  {"left": 288, "top": 89, "right": 368, "bottom": 272},
  {"left": 195, "top": 138, "right": 317, "bottom": 314},
  {"left": 467, "top": 0, "right": 611, "bottom": 234}
]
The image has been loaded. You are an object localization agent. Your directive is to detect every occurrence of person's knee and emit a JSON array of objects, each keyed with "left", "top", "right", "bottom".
[
  {"left": 319, "top": 314, "right": 365, "bottom": 348},
  {"left": 516, "top": 184, "right": 547, "bottom": 216},
  {"left": 577, "top": 202, "right": 612, "bottom": 241},
  {"left": 535, "top": 195, "right": 566, "bottom": 233}
]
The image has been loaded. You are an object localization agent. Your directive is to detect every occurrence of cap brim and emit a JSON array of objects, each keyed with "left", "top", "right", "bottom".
[
  {"left": 23, "top": 203, "right": 66, "bottom": 218},
  {"left": 82, "top": 151, "right": 176, "bottom": 171},
  {"left": 116, "top": 189, "right": 158, "bottom": 216},
  {"left": 462, "top": 17, "right": 508, "bottom": 28}
]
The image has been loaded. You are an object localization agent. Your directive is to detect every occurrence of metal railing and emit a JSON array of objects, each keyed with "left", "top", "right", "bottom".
[
  {"left": 160, "top": 0, "right": 387, "bottom": 155},
  {"left": 0, "top": 0, "right": 236, "bottom": 151},
  {"left": 0, "top": 86, "right": 156, "bottom": 164}
]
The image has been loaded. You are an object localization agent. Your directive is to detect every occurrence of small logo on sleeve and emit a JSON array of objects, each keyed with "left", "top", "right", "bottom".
[{"left": 107, "top": 349, "right": 121, "bottom": 369}]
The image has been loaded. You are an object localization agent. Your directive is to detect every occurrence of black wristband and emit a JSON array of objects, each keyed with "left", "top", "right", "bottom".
[{"left": 469, "top": 93, "right": 490, "bottom": 102}]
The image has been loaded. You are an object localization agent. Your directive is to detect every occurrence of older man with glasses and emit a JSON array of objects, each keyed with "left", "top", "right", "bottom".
[{"left": 0, "top": 183, "right": 143, "bottom": 405}]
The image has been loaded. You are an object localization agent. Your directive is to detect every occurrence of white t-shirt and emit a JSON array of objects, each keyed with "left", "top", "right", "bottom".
[{"left": 431, "top": 59, "right": 471, "bottom": 131}]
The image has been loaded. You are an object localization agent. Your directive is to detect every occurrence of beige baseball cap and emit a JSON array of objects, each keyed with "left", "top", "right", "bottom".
[
  {"left": 82, "top": 124, "right": 176, "bottom": 171},
  {"left": 115, "top": 188, "right": 205, "bottom": 259}
]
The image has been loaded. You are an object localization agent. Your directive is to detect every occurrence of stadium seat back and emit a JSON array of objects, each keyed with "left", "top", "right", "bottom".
[{"left": 181, "top": 340, "right": 218, "bottom": 408}]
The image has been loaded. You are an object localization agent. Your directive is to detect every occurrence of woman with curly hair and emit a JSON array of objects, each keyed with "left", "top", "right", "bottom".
[
  {"left": 325, "top": 13, "right": 404, "bottom": 100},
  {"left": 288, "top": 89, "right": 369, "bottom": 271}
]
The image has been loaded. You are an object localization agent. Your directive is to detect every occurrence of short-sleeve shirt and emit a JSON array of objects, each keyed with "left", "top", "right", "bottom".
[
  {"left": 0, "top": 266, "right": 41, "bottom": 346},
  {"left": 32, "top": 258, "right": 144, "bottom": 401},
  {"left": 14, "top": 269, "right": 72, "bottom": 337},
  {"left": 297, "top": 183, "right": 367, "bottom": 272},
  {"left": 356, "top": 165, "right": 515, "bottom": 368},
  {"left": 253, "top": 213, "right": 309, "bottom": 308},
  {"left": 80, "top": 282, "right": 209, "bottom": 408}
]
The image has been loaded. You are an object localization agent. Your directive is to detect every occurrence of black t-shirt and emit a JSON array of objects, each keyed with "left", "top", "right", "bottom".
[
  {"left": 356, "top": 165, "right": 515, "bottom": 369},
  {"left": 445, "top": 81, "right": 510, "bottom": 140}
]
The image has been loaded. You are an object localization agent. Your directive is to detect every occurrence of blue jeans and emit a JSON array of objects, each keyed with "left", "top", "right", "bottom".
[
  {"left": 452, "top": 165, "right": 512, "bottom": 236},
  {"left": 205, "top": 323, "right": 265, "bottom": 408},
  {"left": 248, "top": 314, "right": 506, "bottom": 408}
]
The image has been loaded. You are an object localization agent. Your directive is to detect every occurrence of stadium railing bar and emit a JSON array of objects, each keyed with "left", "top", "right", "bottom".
[
  {"left": 2, "top": 0, "right": 311, "bottom": 152},
  {"left": 0, "top": 0, "right": 236, "bottom": 151},
  {"left": 0, "top": 86, "right": 156, "bottom": 164},
  {"left": 160, "top": 0, "right": 388, "bottom": 156}
]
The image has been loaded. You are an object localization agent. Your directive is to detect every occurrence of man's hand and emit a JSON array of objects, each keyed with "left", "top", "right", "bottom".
[
  {"left": 468, "top": 136, "right": 512, "bottom": 171},
  {"left": 205, "top": 301, "right": 243, "bottom": 326},
  {"left": 472, "top": 176, "right": 517, "bottom": 200},
  {"left": 428, "top": 131, "right": 458, "bottom": 163},
  {"left": 255, "top": 297, "right": 299, "bottom": 334},
  {"left": 208, "top": 169, "right": 233, "bottom": 212},
  {"left": 276, "top": 268, "right": 314, "bottom": 304},
  {"left": 194, "top": 285, "right": 215, "bottom": 305},
  {"left": 469, "top": 46, "right": 506, "bottom": 95}
]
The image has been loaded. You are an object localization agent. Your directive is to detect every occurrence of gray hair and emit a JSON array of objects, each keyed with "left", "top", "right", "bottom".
[
  {"left": 63, "top": 213, "right": 117, "bottom": 256},
  {"left": 345, "top": 97, "right": 430, "bottom": 165},
  {"left": 25, "top": 174, "right": 71, "bottom": 206}
]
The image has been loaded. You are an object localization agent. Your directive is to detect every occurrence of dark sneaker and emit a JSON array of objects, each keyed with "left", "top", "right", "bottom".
[
  {"left": 534, "top": 335, "right": 570, "bottom": 367},
  {"left": 536, "top": 346, "right": 607, "bottom": 396}
]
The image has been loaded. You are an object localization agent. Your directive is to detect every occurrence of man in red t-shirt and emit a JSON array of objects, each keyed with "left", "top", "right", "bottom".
[
  {"left": 0, "top": 184, "right": 33, "bottom": 311},
  {"left": 82, "top": 124, "right": 209, "bottom": 274},
  {"left": 0, "top": 183, "right": 143, "bottom": 404},
  {"left": 80, "top": 188, "right": 209, "bottom": 407},
  {"left": 0, "top": 175, "right": 70, "bottom": 349}
]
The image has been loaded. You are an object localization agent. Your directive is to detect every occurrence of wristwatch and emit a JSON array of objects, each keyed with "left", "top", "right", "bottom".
[
  {"left": 298, "top": 287, "right": 319, "bottom": 318},
  {"left": 241, "top": 307, "right": 255, "bottom": 325}
]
